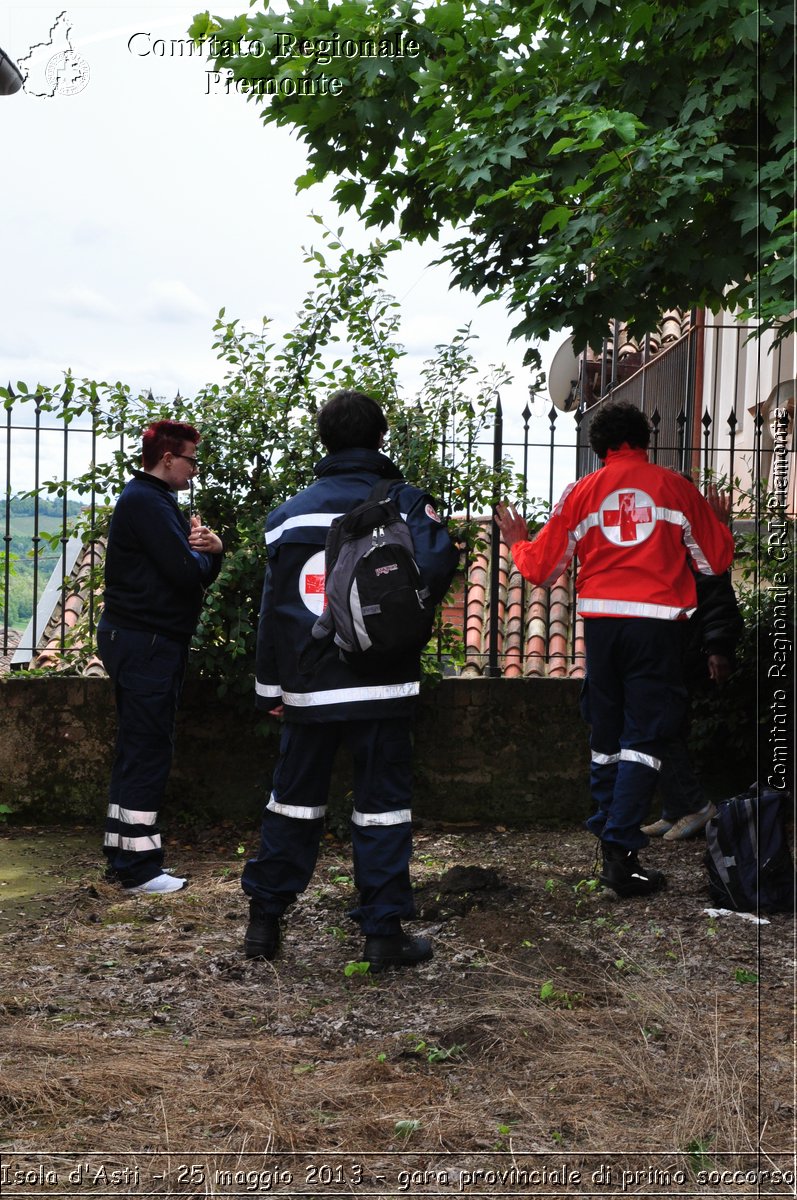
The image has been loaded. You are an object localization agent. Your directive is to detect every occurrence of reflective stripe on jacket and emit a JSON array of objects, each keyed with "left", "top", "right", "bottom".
[{"left": 255, "top": 447, "right": 459, "bottom": 722}]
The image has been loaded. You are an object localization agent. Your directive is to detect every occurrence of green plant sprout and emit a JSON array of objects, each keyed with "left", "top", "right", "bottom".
[
  {"left": 734, "top": 968, "right": 758, "bottom": 984},
  {"left": 539, "top": 980, "right": 584, "bottom": 1009},
  {"left": 394, "top": 1118, "right": 422, "bottom": 1141},
  {"left": 343, "top": 961, "right": 371, "bottom": 977}
]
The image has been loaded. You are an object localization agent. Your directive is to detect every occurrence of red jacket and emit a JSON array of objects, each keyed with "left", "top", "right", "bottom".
[{"left": 512, "top": 447, "right": 735, "bottom": 620}]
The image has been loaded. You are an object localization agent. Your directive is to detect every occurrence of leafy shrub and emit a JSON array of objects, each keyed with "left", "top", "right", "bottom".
[{"left": 1, "top": 231, "right": 515, "bottom": 712}]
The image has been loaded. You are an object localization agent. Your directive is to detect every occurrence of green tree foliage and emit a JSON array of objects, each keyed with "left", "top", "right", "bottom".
[
  {"left": 1, "top": 234, "right": 511, "bottom": 698},
  {"left": 1, "top": 557, "right": 34, "bottom": 630},
  {"left": 190, "top": 0, "right": 795, "bottom": 363}
]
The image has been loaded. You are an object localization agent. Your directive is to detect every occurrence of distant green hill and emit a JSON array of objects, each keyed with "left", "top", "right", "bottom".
[
  {"left": 1, "top": 497, "right": 83, "bottom": 632},
  {"left": 5, "top": 514, "right": 66, "bottom": 538},
  {"left": 0, "top": 495, "right": 83, "bottom": 521}
]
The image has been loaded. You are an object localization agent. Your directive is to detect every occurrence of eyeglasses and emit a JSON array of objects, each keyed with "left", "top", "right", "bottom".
[{"left": 173, "top": 454, "right": 199, "bottom": 469}]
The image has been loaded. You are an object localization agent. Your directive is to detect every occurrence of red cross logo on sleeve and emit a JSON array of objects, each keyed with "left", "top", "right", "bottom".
[
  {"left": 599, "top": 489, "right": 656, "bottom": 545},
  {"left": 299, "top": 551, "right": 328, "bottom": 615},
  {"left": 305, "top": 572, "right": 327, "bottom": 604}
]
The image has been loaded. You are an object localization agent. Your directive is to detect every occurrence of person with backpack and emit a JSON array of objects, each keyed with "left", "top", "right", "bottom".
[
  {"left": 495, "top": 402, "right": 734, "bottom": 899},
  {"left": 642, "top": 562, "right": 744, "bottom": 841},
  {"left": 242, "top": 390, "right": 459, "bottom": 969}
]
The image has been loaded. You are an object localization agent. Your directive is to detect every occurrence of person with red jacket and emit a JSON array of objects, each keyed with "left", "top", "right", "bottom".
[{"left": 495, "top": 402, "right": 734, "bottom": 897}]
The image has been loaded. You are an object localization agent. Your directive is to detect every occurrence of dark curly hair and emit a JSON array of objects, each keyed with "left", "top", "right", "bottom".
[
  {"left": 317, "top": 390, "right": 388, "bottom": 453},
  {"left": 589, "top": 402, "right": 651, "bottom": 460}
]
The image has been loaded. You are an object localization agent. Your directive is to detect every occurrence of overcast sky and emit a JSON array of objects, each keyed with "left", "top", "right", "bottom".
[{"left": 1, "top": 1, "right": 576, "bottom": 496}]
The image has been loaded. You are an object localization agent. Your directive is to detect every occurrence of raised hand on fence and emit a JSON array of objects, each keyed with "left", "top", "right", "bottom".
[
  {"left": 494, "top": 501, "right": 530, "bottom": 549},
  {"left": 705, "top": 484, "right": 731, "bottom": 525}
]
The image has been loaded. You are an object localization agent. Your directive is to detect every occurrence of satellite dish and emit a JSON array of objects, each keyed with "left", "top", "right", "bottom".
[{"left": 548, "top": 336, "right": 580, "bottom": 412}]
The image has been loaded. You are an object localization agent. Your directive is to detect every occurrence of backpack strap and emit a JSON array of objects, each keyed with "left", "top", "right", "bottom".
[{"left": 367, "top": 478, "right": 403, "bottom": 504}]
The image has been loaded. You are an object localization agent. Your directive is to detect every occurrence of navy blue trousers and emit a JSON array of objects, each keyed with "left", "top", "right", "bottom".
[
  {"left": 659, "top": 731, "right": 705, "bottom": 820},
  {"left": 98, "top": 619, "right": 187, "bottom": 887},
  {"left": 581, "top": 618, "right": 688, "bottom": 850},
  {"left": 242, "top": 718, "right": 416, "bottom": 936}
]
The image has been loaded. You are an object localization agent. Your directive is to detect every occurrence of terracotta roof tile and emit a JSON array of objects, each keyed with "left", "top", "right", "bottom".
[
  {"left": 21, "top": 536, "right": 106, "bottom": 676},
  {"left": 449, "top": 520, "right": 585, "bottom": 678},
  {"left": 0, "top": 627, "right": 22, "bottom": 675}
]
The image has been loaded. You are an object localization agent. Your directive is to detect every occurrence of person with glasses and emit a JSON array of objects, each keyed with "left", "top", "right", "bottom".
[{"left": 97, "top": 419, "right": 224, "bottom": 894}]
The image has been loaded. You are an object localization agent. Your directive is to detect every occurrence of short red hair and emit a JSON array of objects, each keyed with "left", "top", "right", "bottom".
[{"left": 141, "top": 420, "right": 200, "bottom": 470}]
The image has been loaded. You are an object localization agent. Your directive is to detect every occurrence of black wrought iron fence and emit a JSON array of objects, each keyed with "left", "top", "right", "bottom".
[
  {"left": 0, "top": 367, "right": 783, "bottom": 677},
  {"left": 1, "top": 388, "right": 115, "bottom": 670}
]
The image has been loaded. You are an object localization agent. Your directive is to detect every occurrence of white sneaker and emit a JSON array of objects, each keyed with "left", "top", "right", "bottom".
[
  {"left": 662, "top": 804, "right": 716, "bottom": 841},
  {"left": 126, "top": 873, "right": 187, "bottom": 894},
  {"left": 640, "top": 817, "right": 674, "bottom": 837}
]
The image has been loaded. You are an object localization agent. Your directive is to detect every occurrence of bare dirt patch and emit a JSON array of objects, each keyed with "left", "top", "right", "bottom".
[{"left": 0, "top": 822, "right": 793, "bottom": 1197}]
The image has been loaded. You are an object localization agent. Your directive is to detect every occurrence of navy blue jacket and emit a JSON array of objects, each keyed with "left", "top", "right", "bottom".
[
  {"left": 685, "top": 568, "right": 744, "bottom": 684},
  {"left": 102, "top": 471, "right": 223, "bottom": 643},
  {"left": 255, "top": 448, "right": 459, "bottom": 722}
]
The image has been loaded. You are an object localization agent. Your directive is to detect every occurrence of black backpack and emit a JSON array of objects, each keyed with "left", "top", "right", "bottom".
[
  {"left": 704, "top": 784, "right": 795, "bottom": 913},
  {"left": 309, "top": 479, "right": 435, "bottom": 671}
]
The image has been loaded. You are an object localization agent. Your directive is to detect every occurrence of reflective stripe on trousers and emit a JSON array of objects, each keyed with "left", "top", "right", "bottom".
[
  {"left": 581, "top": 618, "right": 687, "bottom": 850},
  {"left": 98, "top": 620, "right": 186, "bottom": 887},
  {"left": 242, "top": 718, "right": 416, "bottom": 935}
]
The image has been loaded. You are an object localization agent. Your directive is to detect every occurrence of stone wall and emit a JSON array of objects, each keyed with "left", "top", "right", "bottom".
[{"left": 0, "top": 676, "right": 590, "bottom": 828}]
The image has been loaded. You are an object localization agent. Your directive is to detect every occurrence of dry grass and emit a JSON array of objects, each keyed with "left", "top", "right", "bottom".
[{"left": 0, "top": 825, "right": 793, "bottom": 1196}]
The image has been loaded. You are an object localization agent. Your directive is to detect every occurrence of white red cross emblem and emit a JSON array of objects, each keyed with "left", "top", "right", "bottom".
[
  {"left": 299, "top": 551, "right": 327, "bottom": 615},
  {"left": 598, "top": 488, "right": 657, "bottom": 546}
]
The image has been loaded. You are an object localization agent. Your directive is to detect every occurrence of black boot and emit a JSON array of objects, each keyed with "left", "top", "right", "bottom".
[
  {"left": 244, "top": 902, "right": 281, "bottom": 960},
  {"left": 363, "top": 929, "right": 433, "bottom": 973},
  {"left": 600, "top": 841, "right": 666, "bottom": 898}
]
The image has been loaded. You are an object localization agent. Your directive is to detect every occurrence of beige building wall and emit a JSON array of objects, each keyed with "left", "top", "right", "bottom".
[{"left": 699, "top": 314, "right": 795, "bottom": 515}]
